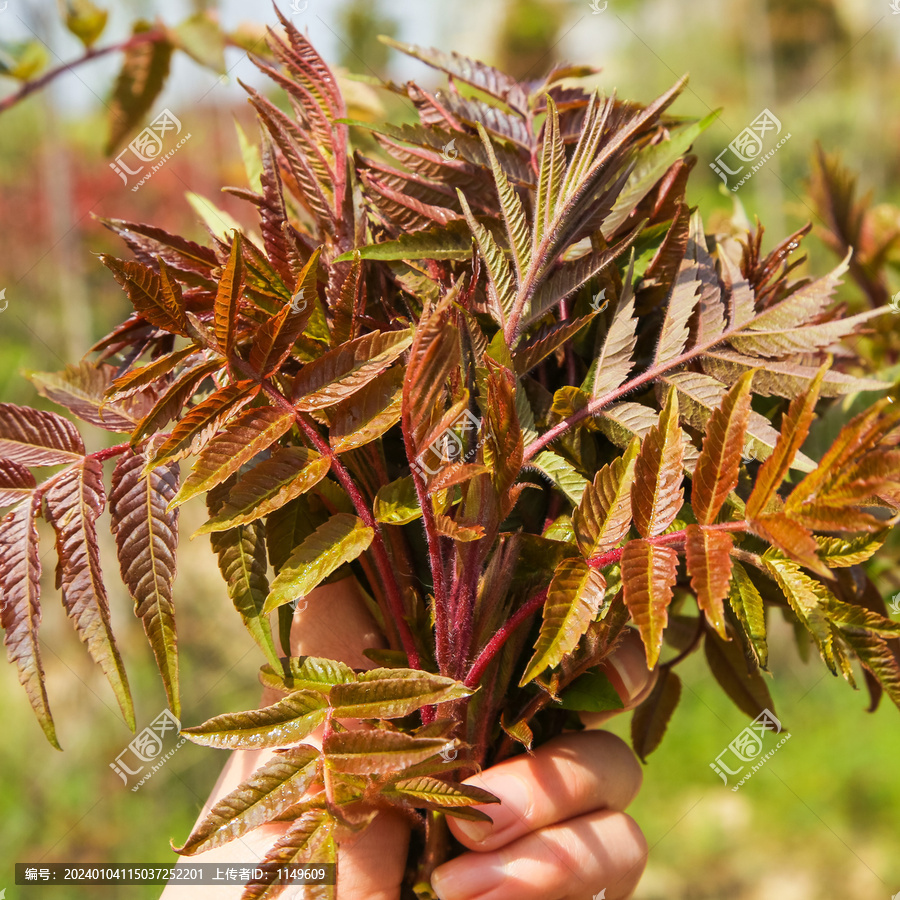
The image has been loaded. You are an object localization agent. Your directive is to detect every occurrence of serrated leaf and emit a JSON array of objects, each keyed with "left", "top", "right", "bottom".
[
  {"left": 592, "top": 260, "right": 638, "bottom": 401},
  {"left": 691, "top": 371, "right": 754, "bottom": 525},
  {"left": 752, "top": 513, "right": 827, "bottom": 576},
  {"left": 196, "top": 448, "right": 330, "bottom": 535},
  {"left": 293, "top": 330, "right": 412, "bottom": 411},
  {"left": 323, "top": 729, "right": 452, "bottom": 775},
  {"left": 148, "top": 381, "right": 259, "bottom": 469},
  {"left": 172, "top": 406, "right": 296, "bottom": 506},
  {"left": 387, "top": 775, "right": 499, "bottom": 811},
  {"left": 655, "top": 256, "right": 701, "bottom": 365},
  {"left": 0, "top": 403, "right": 84, "bottom": 466},
  {"left": 243, "top": 809, "right": 336, "bottom": 900},
  {"left": 622, "top": 540, "right": 678, "bottom": 668},
  {"left": 839, "top": 631, "right": 900, "bottom": 711},
  {"left": 249, "top": 248, "right": 322, "bottom": 378},
  {"left": 109, "top": 450, "right": 180, "bottom": 716},
  {"left": 746, "top": 366, "right": 827, "bottom": 519},
  {"left": 335, "top": 219, "right": 482, "bottom": 262},
  {"left": 174, "top": 746, "right": 320, "bottom": 855},
  {"left": 107, "top": 345, "right": 198, "bottom": 400},
  {"left": 685, "top": 525, "right": 733, "bottom": 639},
  {"left": 815, "top": 533, "right": 885, "bottom": 568},
  {"left": 520, "top": 560, "right": 607, "bottom": 685},
  {"left": 763, "top": 553, "right": 835, "bottom": 672},
  {"left": 574, "top": 438, "right": 639, "bottom": 558},
  {"left": 106, "top": 25, "right": 173, "bottom": 154},
  {"left": 328, "top": 367, "right": 403, "bottom": 454},
  {"left": 0, "top": 458, "right": 36, "bottom": 507},
  {"left": 208, "top": 488, "right": 280, "bottom": 670},
  {"left": 100, "top": 255, "right": 189, "bottom": 336},
  {"left": 0, "top": 496, "right": 58, "bottom": 748},
  {"left": 43, "top": 460, "right": 134, "bottom": 729},
  {"left": 704, "top": 628, "right": 774, "bottom": 720},
  {"left": 530, "top": 450, "right": 589, "bottom": 506},
  {"left": 182, "top": 691, "right": 328, "bottom": 750},
  {"left": 631, "top": 667, "right": 681, "bottom": 762},
  {"left": 258, "top": 656, "right": 356, "bottom": 696},
  {"left": 30, "top": 362, "right": 155, "bottom": 433},
  {"left": 265, "top": 514, "right": 374, "bottom": 613},
  {"left": 331, "top": 669, "right": 473, "bottom": 718},
  {"left": 169, "top": 11, "right": 226, "bottom": 73},
  {"left": 214, "top": 231, "right": 243, "bottom": 358},
  {"left": 373, "top": 475, "right": 422, "bottom": 525},
  {"left": 728, "top": 562, "right": 768, "bottom": 668},
  {"left": 632, "top": 388, "right": 684, "bottom": 538}
]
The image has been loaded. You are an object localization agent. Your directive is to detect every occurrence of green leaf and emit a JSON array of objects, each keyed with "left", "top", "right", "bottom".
[
  {"left": 0, "top": 40, "right": 50, "bottom": 81},
  {"left": 195, "top": 448, "right": 330, "bottom": 535},
  {"left": 521, "top": 559, "right": 607, "bottom": 685},
  {"left": 558, "top": 669, "right": 625, "bottom": 713},
  {"left": 323, "top": 729, "right": 453, "bottom": 775},
  {"left": 265, "top": 514, "right": 374, "bottom": 613},
  {"left": 293, "top": 329, "right": 413, "bottom": 411},
  {"left": 815, "top": 533, "right": 886, "bottom": 568},
  {"left": 173, "top": 746, "right": 320, "bottom": 855},
  {"left": 704, "top": 628, "right": 774, "bottom": 720},
  {"left": 839, "top": 631, "right": 900, "bottom": 711},
  {"left": 169, "top": 11, "right": 226, "bottom": 73},
  {"left": 172, "top": 406, "right": 296, "bottom": 506},
  {"left": 335, "top": 220, "right": 484, "bottom": 262},
  {"left": 603, "top": 113, "right": 718, "bottom": 235},
  {"left": 258, "top": 656, "right": 356, "bottom": 697},
  {"left": 374, "top": 475, "right": 422, "bottom": 525},
  {"left": 106, "top": 24, "right": 173, "bottom": 154},
  {"left": 109, "top": 450, "right": 181, "bottom": 717},
  {"left": 631, "top": 667, "right": 682, "bottom": 762},
  {"left": 728, "top": 562, "right": 769, "bottom": 668},
  {"left": 181, "top": 691, "right": 328, "bottom": 750},
  {"left": 62, "top": 0, "right": 109, "bottom": 48},
  {"left": 530, "top": 450, "right": 589, "bottom": 506},
  {"left": 330, "top": 669, "right": 473, "bottom": 718},
  {"left": 208, "top": 485, "right": 280, "bottom": 670},
  {"left": 386, "top": 776, "right": 499, "bottom": 817},
  {"left": 574, "top": 438, "right": 639, "bottom": 558}
]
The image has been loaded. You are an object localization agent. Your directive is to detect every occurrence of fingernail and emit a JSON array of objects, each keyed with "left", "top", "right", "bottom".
[
  {"left": 452, "top": 773, "right": 531, "bottom": 843},
  {"left": 432, "top": 856, "right": 507, "bottom": 900}
]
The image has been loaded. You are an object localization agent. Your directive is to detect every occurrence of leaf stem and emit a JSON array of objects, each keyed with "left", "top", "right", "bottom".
[
  {"left": 464, "top": 588, "right": 548, "bottom": 688},
  {"left": 0, "top": 31, "right": 166, "bottom": 116}
]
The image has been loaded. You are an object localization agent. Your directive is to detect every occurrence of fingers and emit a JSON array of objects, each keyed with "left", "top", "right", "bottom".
[
  {"left": 432, "top": 808, "right": 647, "bottom": 900},
  {"left": 447, "top": 731, "right": 642, "bottom": 852},
  {"left": 581, "top": 628, "right": 659, "bottom": 728}
]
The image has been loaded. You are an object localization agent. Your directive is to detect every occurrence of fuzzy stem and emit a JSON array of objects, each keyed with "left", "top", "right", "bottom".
[
  {"left": 464, "top": 588, "right": 548, "bottom": 689},
  {"left": 258, "top": 381, "right": 421, "bottom": 669}
]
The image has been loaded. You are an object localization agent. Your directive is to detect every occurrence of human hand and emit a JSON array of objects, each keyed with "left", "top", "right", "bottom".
[{"left": 161, "top": 578, "right": 655, "bottom": 899}]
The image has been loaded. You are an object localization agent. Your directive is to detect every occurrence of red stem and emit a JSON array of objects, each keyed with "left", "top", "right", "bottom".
[
  {"left": 259, "top": 382, "right": 421, "bottom": 669},
  {"left": 465, "top": 588, "right": 548, "bottom": 689},
  {"left": 0, "top": 32, "right": 166, "bottom": 116}
]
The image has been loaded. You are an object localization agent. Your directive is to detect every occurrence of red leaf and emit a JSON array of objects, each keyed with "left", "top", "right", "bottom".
[
  {"left": 0, "top": 403, "right": 84, "bottom": 466},
  {"left": 622, "top": 539, "right": 678, "bottom": 668},
  {"left": 685, "top": 525, "right": 733, "bottom": 638}
]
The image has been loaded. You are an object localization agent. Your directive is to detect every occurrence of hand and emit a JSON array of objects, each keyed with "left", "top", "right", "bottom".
[{"left": 161, "top": 578, "right": 655, "bottom": 900}]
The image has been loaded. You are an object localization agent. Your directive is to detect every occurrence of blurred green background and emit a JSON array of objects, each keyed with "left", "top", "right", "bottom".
[{"left": 1, "top": 0, "right": 899, "bottom": 898}]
